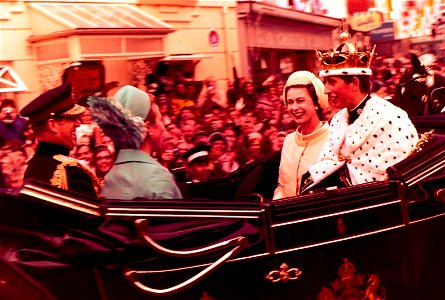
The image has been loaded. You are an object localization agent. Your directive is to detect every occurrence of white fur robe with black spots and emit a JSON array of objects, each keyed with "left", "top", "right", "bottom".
[{"left": 309, "top": 95, "right": 419, "bottom": 187}]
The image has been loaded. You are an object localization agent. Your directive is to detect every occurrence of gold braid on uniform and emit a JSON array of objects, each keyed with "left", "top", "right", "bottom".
[
  {"left": 50, "top": 158, "right": 70, "bottom": 190},
  {"left": 78, "top": 163, "right": 103, "bottom": 197},
  {"left": 52, "top": 154, "right": 102, "bottom": 197}
]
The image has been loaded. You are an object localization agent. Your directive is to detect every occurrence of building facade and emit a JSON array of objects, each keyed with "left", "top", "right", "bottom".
[
  {"left": 1, "top": 0, "right": 341, "bottom": 108},
  {"left": 237, "top": 1, "right": 341, "bottom": 84}
]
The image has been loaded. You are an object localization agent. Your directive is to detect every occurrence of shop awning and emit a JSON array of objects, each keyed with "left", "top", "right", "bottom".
[
  {"left": 238, "top": 1, "right": 342, "bottom": 28},
  {"left": 28, "top": 2, "right": 174, "bottom": 37},
  {"left": 0, "top": 66, "right": 28, "bottom": 93},
  {"left": 27, "top": 3, "right": 174, "bottom": 63},
  {"left": 162, "top": 54, "right": 212, "bottom": 62}
]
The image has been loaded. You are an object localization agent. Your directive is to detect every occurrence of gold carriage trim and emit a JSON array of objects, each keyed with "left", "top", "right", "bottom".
[
  {"left": 51, "top": 154, "right": 102, "bottom": 197},
  {"left": 408, "top": 129, "right": 434, "bottom": 156},
  {"left": 317, "top": 258, "right": 386, "bottom": 300}
]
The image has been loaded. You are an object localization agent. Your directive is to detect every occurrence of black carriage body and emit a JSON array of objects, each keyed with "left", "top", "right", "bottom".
[{"left": 1, "top": 133, "right": 445, "bottom": 299}]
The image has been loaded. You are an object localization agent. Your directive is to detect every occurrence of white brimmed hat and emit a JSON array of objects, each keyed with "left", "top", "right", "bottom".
[{"left": 283, "top": 71, "right": 328, "bottom": 110}]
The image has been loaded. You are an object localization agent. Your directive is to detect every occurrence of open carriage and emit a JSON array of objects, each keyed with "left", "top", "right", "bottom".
[{"left": 0, "top": 115, "right": 444, "bottom": 300}]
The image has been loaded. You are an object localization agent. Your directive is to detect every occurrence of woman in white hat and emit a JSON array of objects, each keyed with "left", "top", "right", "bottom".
[
  {"left": 89, "top": 85, "right": 182, "bottom": 200},
  {"left": 273, "top": 71, "right": 329, "bottom": 200}
]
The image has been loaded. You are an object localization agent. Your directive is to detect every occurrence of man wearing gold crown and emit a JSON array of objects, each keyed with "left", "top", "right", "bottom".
[{"left": 301, "top": 32, "right": 419, "bottom": 192}]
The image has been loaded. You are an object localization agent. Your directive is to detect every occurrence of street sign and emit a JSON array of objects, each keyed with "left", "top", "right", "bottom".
[
  {"left": 370, "top": 21, "right": 395, "bottom": 42},
  {"left": 350, "top": 11, "right": 383, "bottom": 32}
]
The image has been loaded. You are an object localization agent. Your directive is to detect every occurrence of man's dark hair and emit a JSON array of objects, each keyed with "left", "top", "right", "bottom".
[
  {"left": 340, "top": 75, "right": 371, "bottom": 93},
  {"left": 0, "top": 99, "right": 16, "bottom": 110},
  {"left": 223, "top": 123, "right": 241, "bottom": 137}
]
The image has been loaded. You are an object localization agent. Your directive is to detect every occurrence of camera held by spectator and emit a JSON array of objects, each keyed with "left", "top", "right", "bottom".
[{"left": 1, "top": 101, "right": 18, "bottom": 124}]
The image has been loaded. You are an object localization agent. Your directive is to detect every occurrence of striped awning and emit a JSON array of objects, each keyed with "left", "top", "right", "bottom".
[
  {"left": 0, "top": 66, "right": 28, "bottom": 93},
  {"left": 29, "top": 2, "right": 173, "bottom": 30}
]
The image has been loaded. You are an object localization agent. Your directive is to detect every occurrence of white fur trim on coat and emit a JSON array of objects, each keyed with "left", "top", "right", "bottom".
[{"left": 309, "top": 96, "right": 419, "bottom": 186}]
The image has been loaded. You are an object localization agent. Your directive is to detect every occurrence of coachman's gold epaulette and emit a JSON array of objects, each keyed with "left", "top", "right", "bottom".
[{"left": 51, "top": 154, "right": 102, "bottom": 197}]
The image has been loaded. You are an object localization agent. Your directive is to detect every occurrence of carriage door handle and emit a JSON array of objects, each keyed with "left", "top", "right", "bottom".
[{"left": 124, "top": 218, "right": 248, "bottom": 295}]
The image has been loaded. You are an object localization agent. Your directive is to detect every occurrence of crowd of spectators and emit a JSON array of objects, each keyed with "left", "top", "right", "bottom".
[
  {"left": 0, "top": 73, "right": 294, "bottom": 190},
  {"left": 151, "top": 74, "right": 294, "bottom": 181},
  {"left": 1, "top": 53, "right": 444, "bottom": 191}
]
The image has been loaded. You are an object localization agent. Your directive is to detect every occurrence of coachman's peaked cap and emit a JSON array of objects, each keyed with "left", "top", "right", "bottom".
[
  {"left": 20, "top": 83, "right": 85, "bottom": 123},
  {"left": 183, "top": 144, "right": 211, "bottom": 164}
]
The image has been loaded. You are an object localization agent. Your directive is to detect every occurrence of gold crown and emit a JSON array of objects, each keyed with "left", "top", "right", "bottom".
[
  {"left": 316, "top": 30, "right": 376, "bottom": 77},
  {"left": 338, "top": 258, "right": 356, "bottom": 282}
]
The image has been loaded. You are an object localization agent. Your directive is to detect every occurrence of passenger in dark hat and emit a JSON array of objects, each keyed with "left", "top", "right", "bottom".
[
  {"left": 182, "top": 144, "right": 227, "bottom": 182},
  {"left": 19, "top": 83, "right": 101, "bottom": 198}
]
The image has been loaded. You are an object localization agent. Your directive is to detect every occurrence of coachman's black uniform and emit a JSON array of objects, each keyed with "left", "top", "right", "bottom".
[{"left": 24, "top": 141, "right": 100, "bottom": 198}]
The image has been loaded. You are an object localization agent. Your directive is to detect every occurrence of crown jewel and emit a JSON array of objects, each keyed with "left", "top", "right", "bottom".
[{"left": 316, "top": 29, "right": 376, "bottom": 78}]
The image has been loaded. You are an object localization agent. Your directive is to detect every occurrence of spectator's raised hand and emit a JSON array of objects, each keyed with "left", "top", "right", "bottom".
[{"left": 235, "top": 97, "right": 245, "bottom": 111}]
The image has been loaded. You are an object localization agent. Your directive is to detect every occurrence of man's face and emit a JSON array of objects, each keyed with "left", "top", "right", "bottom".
[
  {"left": 210, "top": 140, "right": 226, "bottom": 157},
  {"left": 229, "top": 109, "right": 239, "bottom": 121},
  {"left": 147, "top": 103, "right": 166, "bottom": 152},
  {"left": 180, "top": 108, "right": 194, "bottom": 120},
  {"left": 250, "top": 138, "right": 262, "bottom": 151},
  {"left": 193, "top": 134, "right": 208, "bottom": 146},
  {"left": 186, "top": 85, "right": 196, "bottom": 98},
  {"left": 80, "top": 108, "right": 93, "bottom": 124},
  {"left": 95, "top": 149, "right": 114, "bottom": 173},
  {"left": 166, "top": 122, "right": 182, "bottom": 138},
  {"left": 176, "top": 83, "right": 186, "bottom": 95},
  {"left": 76, "top": 144, "right": 93, "bottom": 164},
  {"left": 206, "top": 81, "right": 216, "bottom": 94},
  {"left": 244, "top": 82, "right": 254, "bottom": 95},
  {"left": 223, "top": 128, "right": 237, "bottom": 150},
  {"left": 322, "top": 105, "right": 340, "bottom": 121},
  {"left": 281, "top": 112, "right": 294, "bottom": 127},
  {"left": 274, "top": 134, "right": 286, "bottom": 151},
  {"left": 203, "top": 113, "right": 214, "bottom": 125},
  {"left": 51, "top": 116, "right": 81, "bottom": 150},
  {"left": 1, "top": 106, "right": 17, "bottom": 124},
  {"left": 323, "top": 76, "right": 353, "bottom": 110},
  {"left": 264, "top": 124, "right": 278, "bottom": 138},
  {"left": 7, "top": 169, "right": 24, "bottom": 189},
  {"left": 0, "top": 157, "right": 14, "bottom": 175},
  {"left": 182, "top": 119, "right": 197, "bottom": 142},
  {"left": 188, "top": 160, "right": 212, "bottom": 182},
  {"left": 176, "top": 142, "right": 189, "bottom": 157},
  {"left": 210, "top": 117, "right": 224, "bottom": 131},
  {"left": 8, "top": 151, "right": 27, "bottom": 166}
]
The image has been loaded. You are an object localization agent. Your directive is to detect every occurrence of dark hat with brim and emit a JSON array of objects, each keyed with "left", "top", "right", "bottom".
[
  {"left": 20, "top": 83, "right": 85, "bottom": 123},
  {"left": 183, "top": 144, "right": 210, "bottom": 164},
  {"left": 208, "top": 132, "right": 227, "bottom": 145},
  {"left": 192, "top": 130, "right": 209, "bottom": 142}
]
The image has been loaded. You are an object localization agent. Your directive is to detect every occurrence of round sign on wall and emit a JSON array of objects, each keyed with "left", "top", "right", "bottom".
[{"left": 209, "top": 29, "right": 219, "bottom": 47}]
